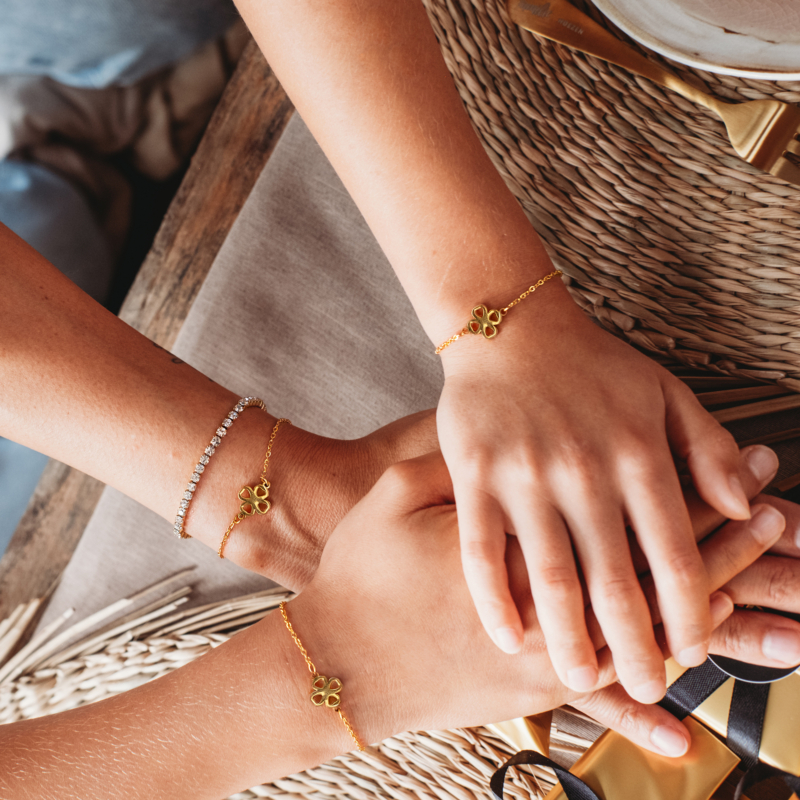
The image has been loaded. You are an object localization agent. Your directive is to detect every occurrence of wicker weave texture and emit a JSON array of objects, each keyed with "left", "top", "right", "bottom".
[
  {"left": 423, "top": 0, "right": 800, "bottom": 385},
  {"left": 0, "top": 589, "right": 577, "bottom": 800}
]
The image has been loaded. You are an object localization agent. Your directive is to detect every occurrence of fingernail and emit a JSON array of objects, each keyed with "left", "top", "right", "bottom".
[
  {"left": 494, "top": 626, "right": 522, "bottom": 654},
  {"left": 749, "top": 505, "right": 785, "bottom": 545},
  {"left": 763, "top": 629, "right": 800, "bottom": 666},
  {"left": 676, "top": 643, "right": 707, "bottom": 668},
  {"left": 747, "top": 446, "right": 779, "bottom": 484},
  {"left": 650, "top": 725, "right": 690, "bottom": 758},
  {"left": 631, "top": 679, "right": 666, "bottom": 704},
  {"left": 566, "top": 665, "right": 598, "bottom": 693},
  {"left": 728, "top": 475, "right": 751, "bottom": 518},
  {"left": 710, "top": 591, "right": 733, "bottom": 627}
]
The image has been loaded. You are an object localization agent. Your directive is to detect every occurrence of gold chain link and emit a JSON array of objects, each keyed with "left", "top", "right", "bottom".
[
  {"left": 280, "top": 601, "right": 365, "bottom": 752},
  {"left": 217, "top": 418, "right": 291, "bottom": 558},
  {"left": 280, "top": 601, "right": 317, "bottom": 676},
  {"left": 434, "top": 269, "right": 562, "bottom": 354}
]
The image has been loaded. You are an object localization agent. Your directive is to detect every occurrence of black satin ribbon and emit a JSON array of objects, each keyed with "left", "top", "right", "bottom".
[
  {"left": 658, "top": 659, "right": 729, "bottom": 721},
  {"left": 726, "top": 679, "right": 770, "bottom": 770},
  {"left": 660, "top": 658, "right": 800, "bottom": 796},
  {"left": 490, "top": 749, "right": 601, "bottom": 800},
  {"left": 733, "top": 761, "right": 800, "bottom": 800}
]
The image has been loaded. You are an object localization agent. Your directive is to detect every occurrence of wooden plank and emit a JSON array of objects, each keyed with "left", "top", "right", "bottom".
[
  {"left": 0, "top": 39, "right": 294, "bottom": 622},
  {"left": 118, "top": 39, "right": 295, "bottom": 348},
  {"left": 712, "top": 394, "right": 800, "bottom": 424},
  {"left": 697, "top": 384, "right": 789, "bottom": 407}
]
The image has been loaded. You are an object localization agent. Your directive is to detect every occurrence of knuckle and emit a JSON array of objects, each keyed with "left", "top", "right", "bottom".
[
  {"left": 593, "top": 574, "right": 644, "bottom": 614},
  {"left": 615, "top": 703, "right": 647, "bottom": 735},
  {"left": 461, "top": 537, "right": 503, "bottom": 574},
  {"left": 661, "top": 549, "right": 707, "bottom": 590},
  {"left": 537, "top": 563, "right": 579, "bottom": 597},
  {"left": 765, "top": 561, "right": 800, "bottom": 608},
  {"left": 378, "top": 460, "right": 419, "bottom": 495},
  {"left": 457, "top": 447, "right": 496, "bottom": 484},
  {"left": 712, "top": 615, "right": 749, "bottom": 660},
  {"left": 703, "top": 425, "right": 739, "bottom": 459}
]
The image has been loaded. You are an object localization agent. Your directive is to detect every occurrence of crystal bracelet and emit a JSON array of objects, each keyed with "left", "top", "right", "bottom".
[{"left": 173, "top": 396, "right": 266, "bottom": 539}]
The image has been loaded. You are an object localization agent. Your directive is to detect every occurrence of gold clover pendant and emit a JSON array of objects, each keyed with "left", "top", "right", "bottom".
[
  {"left": 238, "top": 481, "right": 271, "bottom": 516},
  {"left": 310, "top": 675, "right": 343, "bottom": 708},
  {"left": 468, "top": 304, "right": 503, "bottom": 339}
]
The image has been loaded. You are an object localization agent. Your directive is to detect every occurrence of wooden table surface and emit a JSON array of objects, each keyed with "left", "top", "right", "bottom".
[{"left": 0, "top": 39, "right": 294, "bottom": 622}]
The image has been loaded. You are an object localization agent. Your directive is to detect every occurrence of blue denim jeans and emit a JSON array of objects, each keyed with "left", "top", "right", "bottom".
[{"left": 0, "top": 0, "right": 237, "bottom": 555}]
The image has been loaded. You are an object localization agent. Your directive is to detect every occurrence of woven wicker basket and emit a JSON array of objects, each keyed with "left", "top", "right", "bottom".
[
  {"left": 423, "top": 0, "right": 800, "bottom": 387},
  {"left": 0, "top": 584, "right": 596, "bottom": 800}
]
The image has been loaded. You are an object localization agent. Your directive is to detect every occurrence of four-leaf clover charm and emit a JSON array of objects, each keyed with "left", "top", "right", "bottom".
[
  {"left": 468, "top": 304, "right": 503, "bottom": 339},
  {"left": 310, "top": 675, "right": 343, "bottom": 708},
  {"left": 238, "top": 481, "right": 271, "bottom": 516}
]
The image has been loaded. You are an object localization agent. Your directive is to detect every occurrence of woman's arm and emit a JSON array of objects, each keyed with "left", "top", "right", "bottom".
[
  {"left": 233, "top": 0, "right": 750, "bottom": 701},
  {"left": 0, "top": 452, "right": 788, "bottom": 798},
  {"left": 0, "top": 222, "right": 436, "bottom": 588}
]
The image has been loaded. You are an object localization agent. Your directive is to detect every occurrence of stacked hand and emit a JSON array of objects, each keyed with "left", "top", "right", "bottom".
[
  {"left": 286, "top": 445, "right": 798, "bottom": 756},
  {"left": 438, "top": 289, "right": 753, "bottom": 703}
]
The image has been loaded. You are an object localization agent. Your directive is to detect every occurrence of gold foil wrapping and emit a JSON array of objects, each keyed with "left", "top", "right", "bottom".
[
  {"left": 487, "top": 711, "right": 553, "bottom": 756},
  {"left": 544, "top": 717, "right": 738, "bottom": 800},
  {"left": 666, "top": 659, "right": 800, "bottom": 776}
]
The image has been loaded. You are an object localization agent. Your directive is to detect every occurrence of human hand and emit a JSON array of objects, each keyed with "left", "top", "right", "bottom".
[
  {"left": 437, "top": 286, "right": 749, "bottom": 702},
  {"left": 211, "top": 408, "right": 437, "bottom": 589},
  {"left": 283, "top": 451, "right": 781, "bottom": 747},
  {"left": 568, "top": 445, "right": 800, "bottom": 757}
]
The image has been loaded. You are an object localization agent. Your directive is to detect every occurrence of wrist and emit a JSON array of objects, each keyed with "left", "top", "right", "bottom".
[
  {"left": 188, "top": 410, "right": 373, "bottom": 589},
  {"left": 285, "top": 592, "right": 407, "bottom": 746},
  {"left": 438, "top": 276, "right": 581, "bottom": 373}
]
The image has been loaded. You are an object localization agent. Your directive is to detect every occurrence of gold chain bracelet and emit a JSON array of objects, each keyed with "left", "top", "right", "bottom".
[
  {"left": 279, "top": 601, "right": 365, "bottom": 752},
  {"left": 217, "top": 417, "right": 291, "bottom": 558},
  {"left": 434, "top": 269, "right": 562, "bottom": 355}
]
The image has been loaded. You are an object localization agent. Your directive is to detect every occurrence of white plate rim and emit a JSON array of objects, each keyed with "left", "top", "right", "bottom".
[{"left": 592, "top": 0, "right": 800, "bottom": 80}]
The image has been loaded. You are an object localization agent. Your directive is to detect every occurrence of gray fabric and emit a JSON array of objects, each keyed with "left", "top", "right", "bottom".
[{"left": 36, "top": 115, "right": 444, "bottom": 633}]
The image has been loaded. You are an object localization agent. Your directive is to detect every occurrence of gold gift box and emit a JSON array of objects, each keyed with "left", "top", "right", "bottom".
[
  {"left": 666, "top": 658, "right": 800, "bottom": 777},
  {"left": 488, "top": 711, "right": 738, "bottom": 800},
  {"left": 543, "top": 717, "right": 738, "bottom": 800}
]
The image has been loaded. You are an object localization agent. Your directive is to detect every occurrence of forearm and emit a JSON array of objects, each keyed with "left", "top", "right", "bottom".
[
  {"left": 0, "top": 613, "right": 358, "bottom": 799},
  {"left": 235, "top": 0, "right": 573, "bottom": 344},
  {"left": 0, "top": 223, "right": 357, "bottom": 585}
]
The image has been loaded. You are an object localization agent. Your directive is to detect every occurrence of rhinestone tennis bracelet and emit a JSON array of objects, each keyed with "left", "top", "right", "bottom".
[{"left": 173, "top": 396, "right": 266, "bottom": 539}]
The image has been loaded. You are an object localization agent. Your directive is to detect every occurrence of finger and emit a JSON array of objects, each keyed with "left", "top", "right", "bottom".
[
  {"left": 628, "top": 445, "right": 779, "bottom": 575},
  {"left": 588, "top": 504, "right": 781, "bottom": 659},
  {"left": 724, "top": 553, "right": 800, "bottom": 613},
  {"left": 663, "top": 376, "right": 750, "bottom": 520},
  {"left": 623, "top": 445, "right": 711, "bottom": 669},
  {"left": 684, "top": 445, "right": 780, "bottom": 541},
  {"left": 517, "top": 503, "right": 598, "bottom": 692},
  {"left": 571, "top": 683, "right": 690, "bottom": 758},
  {"left": 456, "top": 488, "right": 523, "bottom": 654},
  {"left": 634, "top": 505, "right": 783, "bottom": 633},
  {"left": 561, "top": 489, "right": 666, "bottom": 705},
  {"left": 752, "top": 494, "right": 800, "bottom": 557},
  {"left": 711, "top": 609, "right": 800, "bottom": 669},
  {"left": 592, "top": 591, "right": 733, "bottom": 687}
]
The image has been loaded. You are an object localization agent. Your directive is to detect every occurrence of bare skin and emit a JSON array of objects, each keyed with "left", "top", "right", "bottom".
[
  {"left": 233, "top": 0, "right": 750, "bottom": 702},
  {"left": 0, "top": 453, "right": 790, "bottom": 798},
  {"left": 0, "top": 222, "right": 437, "bottom": 589},
  {"left": 6, "top": 218, "right": 800, "bottom": 767}
]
